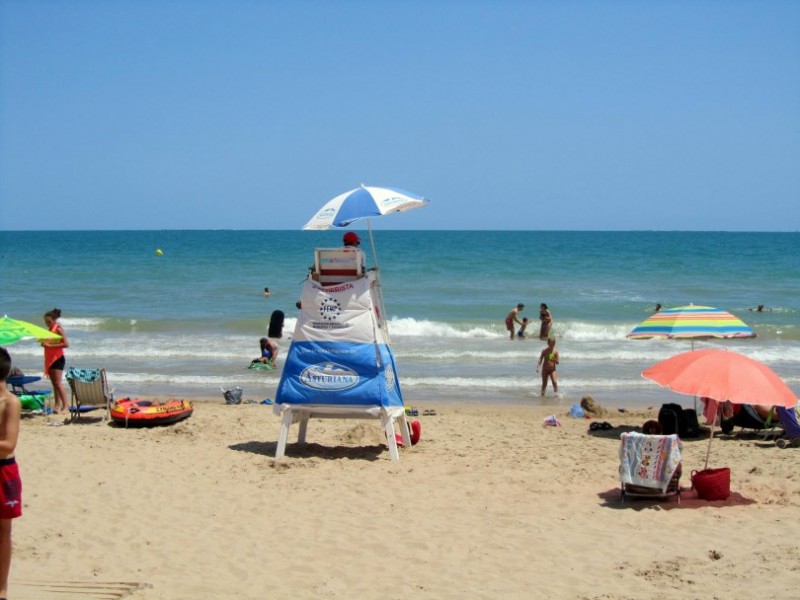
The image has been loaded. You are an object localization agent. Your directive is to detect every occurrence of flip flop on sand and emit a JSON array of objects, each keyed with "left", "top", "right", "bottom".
[{"left": 423, "top": 409, "right": 437, "bottom": 416}]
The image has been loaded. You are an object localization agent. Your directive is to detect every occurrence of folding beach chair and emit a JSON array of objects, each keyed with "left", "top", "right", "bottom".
[
  {"left": 7, "top": 374, "right": 52, "bottom": 415},
  {"left": 619, "top": 432, "right": 682, "bottom": 503},
  {"left": 66, "top": 367, "right": 113, "bottom": 423},
  {"left": 719, "top": 404, "right": 784, "bottom": 440}
]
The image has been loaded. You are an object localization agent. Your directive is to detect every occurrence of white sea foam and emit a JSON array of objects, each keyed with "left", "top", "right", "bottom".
[
  {"left": 384, "top": 316, "right": 644, "bottom": 341},
  {"left": 388, "top": 317, "right": 497, "bottom": 338},
  {"left": 58, "top": 317, "right": 107, "bottom": 329},
  {"left": 398, "top": 375, "right": 652, "bottom": 390}
]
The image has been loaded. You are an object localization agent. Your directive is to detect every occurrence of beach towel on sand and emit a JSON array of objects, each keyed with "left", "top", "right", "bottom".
[{"left": 619, "top": 432, "right": 681, "bottom": 494}]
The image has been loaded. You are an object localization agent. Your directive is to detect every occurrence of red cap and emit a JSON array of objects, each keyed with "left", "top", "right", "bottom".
[{"left": 343, "top": 231, "right": 360, "bottom": 246}]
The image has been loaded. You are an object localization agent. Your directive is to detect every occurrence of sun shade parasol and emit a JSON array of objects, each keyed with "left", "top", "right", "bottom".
[
  {"left": 302, "top": 185, "right": 429, "bottom": 231},
  {"left": 642, "top": 348, "right": 798, "bottom": 469},
  {"left": 627, "top": 305, "right": 755, "bottom": 340},
  {"left": 0, "top": 316, "right": 62, "bottom": 345}
]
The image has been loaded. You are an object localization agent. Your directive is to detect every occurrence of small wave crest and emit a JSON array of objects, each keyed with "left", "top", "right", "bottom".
[
  {"left": 387, "top": 316, "right": 636, "bottom": 340},
  {"left": 556, "top": 321, "right": 634, "bottom": 341},
  {"left": 388, "top": 317, "right": 497, "bottom": 338},
  {"left": 59, "top": 317, "right": 108, "bottom": 329},
  {"left": 400, "top": 376, "right": 653, "bottom": 390}
]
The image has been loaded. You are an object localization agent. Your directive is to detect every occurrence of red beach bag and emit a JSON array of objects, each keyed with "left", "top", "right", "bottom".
[{"left": 691, "top": 467, "right": 731, "bottom": 501}]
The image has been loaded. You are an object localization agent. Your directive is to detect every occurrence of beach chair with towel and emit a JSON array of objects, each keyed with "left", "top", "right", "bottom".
[
  {"left": 619, "top": 432, "right": 682, "bottom": 503},
  {"left": 66, "top": 367, "right": 113, "bottom": 423}
]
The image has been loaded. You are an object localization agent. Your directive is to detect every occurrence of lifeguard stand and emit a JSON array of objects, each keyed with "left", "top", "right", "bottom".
[{"left": 273, "top": 248, "right": 409, "bottom": 461}]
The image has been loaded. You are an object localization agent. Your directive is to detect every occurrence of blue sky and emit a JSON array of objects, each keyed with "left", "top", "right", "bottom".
[{"left": 1, "top": 0, "right": 798, "bottom": 231}]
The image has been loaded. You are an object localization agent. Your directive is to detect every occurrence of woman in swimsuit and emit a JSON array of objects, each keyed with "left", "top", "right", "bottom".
[
  {"left": 41, "top": 308, "right": 69, "bottom": 414},
  {"left": 539, "top": 303, "right": 552, "bottom": 340},
  {"left": 536, "top": 337, "right": 559, "bottom": 396}
]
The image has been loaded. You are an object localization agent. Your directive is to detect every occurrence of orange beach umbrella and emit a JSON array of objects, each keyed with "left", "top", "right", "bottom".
[
  {"left": 642, "top": 348, "right": 796, "bottom": 408},
  {"left": 643, "top": 348, "right": 797, "bottom": 469}
]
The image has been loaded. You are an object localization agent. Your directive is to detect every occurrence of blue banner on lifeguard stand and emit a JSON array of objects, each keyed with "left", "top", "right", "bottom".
[{"left": 275, "top": 273, "right": 404, "bottom": 408}]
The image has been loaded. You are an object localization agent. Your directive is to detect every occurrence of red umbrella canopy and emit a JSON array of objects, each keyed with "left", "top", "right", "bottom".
[{"left": 642, "top": 348, "right": 797, "bottom": 408}]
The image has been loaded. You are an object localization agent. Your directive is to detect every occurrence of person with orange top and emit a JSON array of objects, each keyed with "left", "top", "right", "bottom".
[{"left": 41, "top": 308, "right": 69, "bottom": 414}]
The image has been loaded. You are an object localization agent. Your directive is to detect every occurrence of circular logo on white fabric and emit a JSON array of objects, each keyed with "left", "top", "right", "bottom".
[
  {"left": 384, "top": 363, "right": 396, "bottom": 391},
  {"left": 319, "top": 296, "right": 342, "bottom": 321}
]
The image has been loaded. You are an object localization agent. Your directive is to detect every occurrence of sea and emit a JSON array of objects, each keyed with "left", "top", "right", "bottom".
[{"left": 1, "top": 230, "right": 798, "bottom": 409}]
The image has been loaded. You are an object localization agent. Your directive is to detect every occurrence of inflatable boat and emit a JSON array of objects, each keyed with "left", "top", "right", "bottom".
[{"left": 111, "top": 398, "right": 193, "bottom": 427}]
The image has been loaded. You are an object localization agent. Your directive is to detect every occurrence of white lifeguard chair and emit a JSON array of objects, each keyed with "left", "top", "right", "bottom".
[{"left": 273, "top": 248, "right": 408, "bottom": 461}]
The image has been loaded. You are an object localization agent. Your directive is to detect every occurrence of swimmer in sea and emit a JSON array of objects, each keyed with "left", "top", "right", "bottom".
[{"left": 749, "top": 304, "right": 770, "bottom": 313}]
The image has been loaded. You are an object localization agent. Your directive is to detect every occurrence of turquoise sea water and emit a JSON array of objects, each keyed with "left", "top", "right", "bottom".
[{"left": 1, "top": 230, "right": 798, "bottom": 407}]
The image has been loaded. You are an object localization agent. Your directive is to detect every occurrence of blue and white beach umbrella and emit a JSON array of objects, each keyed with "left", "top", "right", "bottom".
[{"left": 302, "top": 185, "right": 429, "bottom": 230}]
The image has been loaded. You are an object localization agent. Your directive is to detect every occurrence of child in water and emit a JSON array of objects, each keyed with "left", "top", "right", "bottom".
[
  {"left": 517, "top": 318, "right": 533, "bottom": 339},
  {"left": 536, "top": 337, "right": 559, "bottom": 396}
]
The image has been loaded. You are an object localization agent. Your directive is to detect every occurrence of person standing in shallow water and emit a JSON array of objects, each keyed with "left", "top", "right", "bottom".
[
  {"left": 505, "top": 304, "right": 525, "bottom": 340},
  {"left": 536, "top": 337, "right": 559, "bottom": 396},
  {"left": 538, "top": 303, "right": 552, "bottom": 340}
]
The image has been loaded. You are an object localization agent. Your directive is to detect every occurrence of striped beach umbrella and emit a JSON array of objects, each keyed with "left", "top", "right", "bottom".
[
  {"left": 627, "top": 305, "right": 756, "bottom": 340},
  {"left": 302, "top": 185, "right": 429, "bottom": 231}
]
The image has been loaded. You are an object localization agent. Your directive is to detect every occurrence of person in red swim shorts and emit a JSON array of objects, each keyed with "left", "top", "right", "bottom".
[
  {"left": 505, "top": 304, "right": 525, "bottom": 340},
  {"left": 0, "top": 347, "right": 22, "bottom": 600}
]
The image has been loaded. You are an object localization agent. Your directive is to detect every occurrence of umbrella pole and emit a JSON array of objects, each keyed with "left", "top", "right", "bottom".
[
  {"left": 367, "top": 219, "right": 380, "bottom": 273},
  {"left": 366, "top": 220, "right": 391, "bottom": 344},
  {"left": 691, "top": 340, "right": 697, "bottom": 413},
  {"left": 703, "top": 404, "right": 719, "bottom": 470}
]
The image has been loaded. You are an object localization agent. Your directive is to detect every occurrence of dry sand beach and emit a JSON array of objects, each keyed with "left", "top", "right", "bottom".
[{"left": 10, "top": 401, "right": 800, "bottom": 600}]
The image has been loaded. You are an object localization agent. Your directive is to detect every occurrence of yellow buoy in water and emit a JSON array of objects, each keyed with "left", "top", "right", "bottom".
[{"left": 155, "top": 248, "right": 164, "bottom": 256}]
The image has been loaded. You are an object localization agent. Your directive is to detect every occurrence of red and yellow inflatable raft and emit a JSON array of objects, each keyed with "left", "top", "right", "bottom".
[{"left": 111, "top": 398, "right": 193, "bottom": 427}]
